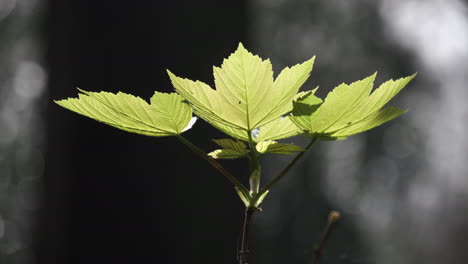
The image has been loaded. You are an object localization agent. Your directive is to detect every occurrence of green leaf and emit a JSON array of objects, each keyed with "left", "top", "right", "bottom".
[
  {"left": 329, "top": 107, "right": 407, "bottom": 138},
  {"left": 254, "top": 116, "right": 303, "bottom": 142},
  {"left": 291, "top": 73, "right": 415, "bottom": 139},
  {"left": 290, "top": 91, "right": 323, "bottom": 132},
  {"left": 324, "top": 74, "right": 415, "bottom": 133},
  {"left": 208, "top": 149, "right": 248, "bottom": 159},
  {"left": 208, "top": 139, "right": 249, "bottom": 159},
  {"left": 168, "top": 43, "right": 315, "bottom": 141},
  {"left": 212, "top": 138, "right": 248, "bottom": 153},
  {"left": 253, "top": 190, "right": 269, "bottom": 208},
  {"left": 294, "top": 73, "right": 376, "bottom": 133},
  {"left": 235, "top": 187, "right": 251, "bottom": 207},
  {"left": 256, "top": 140, "right": 305, "bottom": 155},
  {"left": 208, "top": 123, "right": 251, "bottom": 142},
  {"left": 55, "top": 90, "right": 194, "bottom": 137}
]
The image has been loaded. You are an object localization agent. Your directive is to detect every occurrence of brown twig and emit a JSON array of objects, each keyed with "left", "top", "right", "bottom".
[
  {"left": 312, "top": 210, "right": 341, "bottom": 264},
  {"left": 239, "top": 207, "right": 255, "bottom": 264}
]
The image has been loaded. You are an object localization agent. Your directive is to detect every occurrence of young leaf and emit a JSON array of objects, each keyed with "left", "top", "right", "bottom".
[
  {"left": 208, "top": 139, "right": 249, "bottom": 159},
  {"left": 168, "top": 43, "right": 315, "bottom": 141},
  {"left": 235, "top": 187, "right": 251, "bottom": 207},
  {"left": 253, "top": 190, "right": 269, "bottom": 208},
  {"left": 256, "top": 140, "right": 305, "bottom": 155},
  {"left": 208, "top": 149, "right": 248, "bottom": 159},
  {"left": 212, "top": 139, "right": 248, "bottom": 153},
  {"left": 291, "top": 73, "right": 415, "bottom": 139},
  {"left": 55, "top": 90, "right": 194, "bottom": 137}
]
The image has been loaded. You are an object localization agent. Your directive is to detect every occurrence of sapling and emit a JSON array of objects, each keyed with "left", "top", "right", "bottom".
[{"left": 55, "top": 43, "right": 415, "bottom": 264}]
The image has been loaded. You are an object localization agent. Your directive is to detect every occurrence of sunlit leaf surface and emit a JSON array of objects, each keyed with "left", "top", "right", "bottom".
[
  {"left": 291, "top": 74, "right": 415, "bottom": 140},
  {"left": 168, "top": 43, "right": 315, "bottom": 141},
  {"left": 55, "top": 90, "right": 194, "bottom": 136}
]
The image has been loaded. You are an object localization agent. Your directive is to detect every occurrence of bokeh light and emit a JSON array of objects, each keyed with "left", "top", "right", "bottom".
[
  {"left": 251, "top": 0, "right": 468, "bottom": 263},
  {"left": 0, "top": 0, "right": 45, "bottom": 263}
]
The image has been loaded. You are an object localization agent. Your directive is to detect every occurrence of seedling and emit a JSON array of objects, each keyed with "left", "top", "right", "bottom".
[{"left": 56, "top": 43, "right": 415, "bottom": 263}]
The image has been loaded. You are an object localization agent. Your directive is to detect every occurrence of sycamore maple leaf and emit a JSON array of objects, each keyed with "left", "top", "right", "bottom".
[
  {"left": 255, "top": 140, "right": 304, "bottom": 155},
  {"left": 55, "top": 90, "right": 196, "bottom": 137},
  {"left": 208, "top": 139, "right": 249, "bottom": 159},
  {"left": 207, "top": 138, "right": 304, "bottom": 159},
  {"left": 168, "top": 43, "right": 315, "bottom": 142},
  {"left": 290, "top": 73, "right": 416, "bottom": 140}
]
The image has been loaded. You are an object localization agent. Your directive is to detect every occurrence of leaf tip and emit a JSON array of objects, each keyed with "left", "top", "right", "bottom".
[
  {"left": 76, "top": 88, "right": 89, "bottom": 94},
  {"left": 166, "top": 69, "right": 175, "bottom": 78},
  {"left": 53, "top": 99, "right": 65, "bottom": 106},
  {"left": 311, "top": 86, "right": 319, "bottom": 95},
  {"left": 408, "top": 72, "right": 417, "bottom": 81},
  {"left": 307, "top": 55, "right": 316, "bottom": 66}
]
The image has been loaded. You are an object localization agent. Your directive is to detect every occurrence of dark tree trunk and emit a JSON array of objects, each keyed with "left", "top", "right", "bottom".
[{"left": 40, "top": 1, "right": 248, "bottom": 263}]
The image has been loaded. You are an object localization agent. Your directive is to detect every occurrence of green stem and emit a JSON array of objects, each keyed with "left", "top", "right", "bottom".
[
  {"left": 247, "top": 130, "right": 261, "bottom": 195},
  {"left": 257, "top": 136, "right": 318, "bottom": 198},
  {"left": 176, "top": 135, "right": 249, "bottom": 196}
]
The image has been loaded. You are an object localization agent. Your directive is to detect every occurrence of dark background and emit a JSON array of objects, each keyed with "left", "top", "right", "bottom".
[{"left": 42, "top": 1, "right": 249, "bottom": 263}]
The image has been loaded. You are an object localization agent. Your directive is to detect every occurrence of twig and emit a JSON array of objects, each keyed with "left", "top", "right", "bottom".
[
  {"left": 239, "top": 207, "right": 255, "bottom": 264},
  {"left": 312, "top": 210, "right": 341, "bottom": 264}
]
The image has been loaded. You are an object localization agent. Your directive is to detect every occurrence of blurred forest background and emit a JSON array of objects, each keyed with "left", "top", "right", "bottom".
[{"left": 0, "top": 0, "right": 467, "bottom": 263}]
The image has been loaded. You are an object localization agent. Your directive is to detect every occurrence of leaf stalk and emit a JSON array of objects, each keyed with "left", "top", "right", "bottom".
[
  {"left": 256, "top": 136, "right": 318, "bottom": 200},
  {"left": 247, "top": 130, "right": 261, "bottom": 195},
  {"left": 176, "top": 135, "right": 250, "bottom": 197}
]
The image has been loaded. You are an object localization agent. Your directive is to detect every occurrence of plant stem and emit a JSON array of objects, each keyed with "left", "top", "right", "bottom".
[
  {"left": 176, "top": 135, "right": 249, "bottom": 196},
  {"left": 312, "top": 210, "right": 341, "bottom": 264},
  {"left": 247, "top": 130, "right": 261, "bottom": 195},
  {"left": 257, "top": 136, "right": 318, "bottom": 198},
  {"left": 239, "top": 207, "right": 255, "bottom": 264},
  {"left": 237, "top": 130, "right": 260, "bottom": 264}
]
